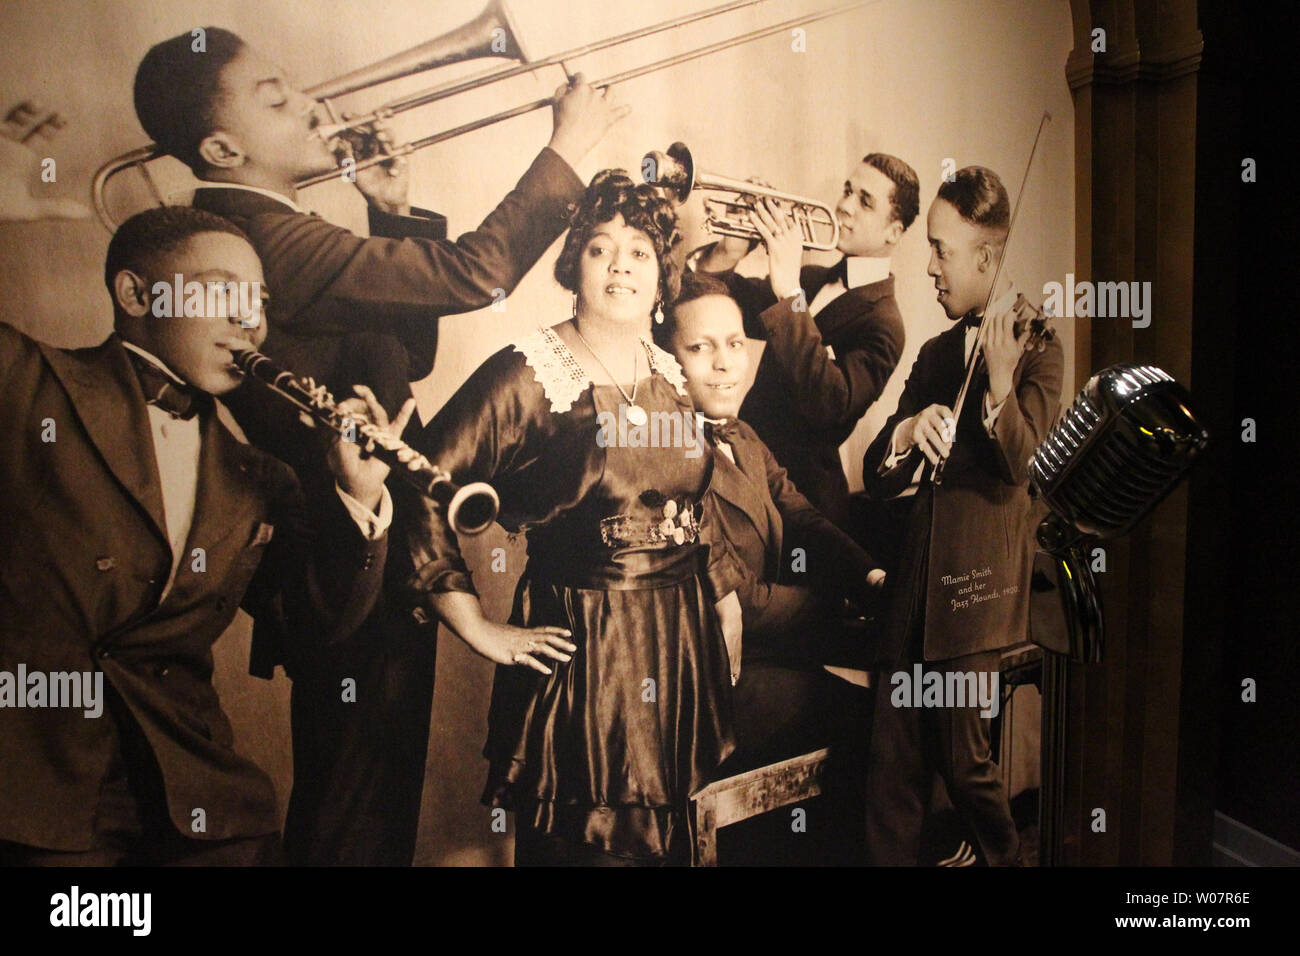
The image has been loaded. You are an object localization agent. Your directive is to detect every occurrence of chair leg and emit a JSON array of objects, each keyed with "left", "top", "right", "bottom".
[{"left": 694, "top": 794, "right": 718, "bottom": 867}]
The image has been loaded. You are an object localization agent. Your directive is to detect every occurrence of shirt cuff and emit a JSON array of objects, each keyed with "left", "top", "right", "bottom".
[
  {"left": 880, "top": 419, "right": 913, "bottom": 472},
  {"left": 335, "top": 483, "right": 393, "bottom": 540},
  {"left": 983, "top": 392, "right": 1007, "bottom": 435}
]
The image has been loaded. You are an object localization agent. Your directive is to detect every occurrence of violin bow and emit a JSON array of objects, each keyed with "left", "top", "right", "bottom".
[{"left": 932, "top": 109, "right": 1052, "bottom": 487}]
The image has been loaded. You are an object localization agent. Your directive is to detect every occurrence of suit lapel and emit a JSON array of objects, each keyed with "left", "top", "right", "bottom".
[
  {"left": 813, "top": 286, "right": 868, "bottom": 341},
  {"left": 733, "top": 435, "right": 784, "bottom": 566},
  {"left": 709, "top": 444, "right": 770, "bottom": 550},
  {"left": 805, "top": 274, "right": 892, "bottom": 343},
  {"left": 168, "top": 409, "right": 267, "bottom": 600},
  {"left": 710, "top": 435, "right": 783, "bottom": 574},
  {"left": 799, "top": 264, "right": 832, "bottom": 304},
  {"left": 939, "top": 324, "right": 969, "bottom": 402},
  {"left": 39, "top": 336, "right": 169, "bottom": 548}
]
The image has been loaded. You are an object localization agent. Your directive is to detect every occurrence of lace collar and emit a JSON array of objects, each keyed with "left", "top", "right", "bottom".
[{"left": 513, "top": 324, "right": 688, "bottom": 414}]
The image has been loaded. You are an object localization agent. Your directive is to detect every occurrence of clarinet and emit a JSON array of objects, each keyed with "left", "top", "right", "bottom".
[{"left": 231, "top": 348, "right": 499, "bottom": 535}]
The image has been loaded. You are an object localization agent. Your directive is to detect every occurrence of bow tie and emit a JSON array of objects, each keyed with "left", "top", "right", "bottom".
[
  {"left": 824, "top": 257, "right": 849, "bottom": 288},
  {"left": 127, "top": 351, "right": 209, "bottom": 420},
  {"left": 961, "top": 310, "right": 983, "bottom": 330},
  {"left": 704, "top": 418, "right": 742, "bottom": 446}
]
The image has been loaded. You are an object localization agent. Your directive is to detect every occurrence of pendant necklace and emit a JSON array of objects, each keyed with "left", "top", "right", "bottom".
[{"left": 575, "top": 326, "right": 649, "bottom": 426}]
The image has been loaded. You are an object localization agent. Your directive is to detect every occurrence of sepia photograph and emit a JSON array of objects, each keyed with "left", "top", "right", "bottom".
[{"left": 0, "top": 0, "right": 1292, "bottom": 934}]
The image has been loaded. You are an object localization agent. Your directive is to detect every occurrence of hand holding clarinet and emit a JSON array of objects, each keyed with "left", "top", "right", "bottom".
[
  {"left": 327, "top": 384, "right": 420, "bottom": 513},
  {"left": 232, "top": 348, "right": 500, "bottom": 534}
]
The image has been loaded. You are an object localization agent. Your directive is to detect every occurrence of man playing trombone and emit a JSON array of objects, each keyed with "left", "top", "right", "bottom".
[{"left": 130, "top": 25, "right": 626, "bottom": 866}]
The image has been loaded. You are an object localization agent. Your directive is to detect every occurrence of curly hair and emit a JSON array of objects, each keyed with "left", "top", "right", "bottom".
[{"left": 554, "top": 169, "right": 683, "bottom": 308}]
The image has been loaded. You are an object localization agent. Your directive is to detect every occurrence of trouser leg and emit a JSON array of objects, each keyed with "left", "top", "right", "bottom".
[
  {"left": 863, "top": 668, "right": 930, "bottom": 865},
  {"left": 926, "top": 652, "right": 1020, "bottom": 866},
  {"left": 285, "top": 615, "right": 437, "bottom": 866}
]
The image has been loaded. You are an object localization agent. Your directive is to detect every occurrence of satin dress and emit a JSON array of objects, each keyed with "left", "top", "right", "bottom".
[{"left": 411, "top": 325, "right": 735, "bottom": 861}]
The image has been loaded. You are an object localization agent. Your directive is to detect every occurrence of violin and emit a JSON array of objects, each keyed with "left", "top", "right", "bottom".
[
  {"left": 985, "top": 287, "right": 1057, "bottom": 359},
  {"left": 932, "top": 112, "right": 1053, "bottom": 487}
]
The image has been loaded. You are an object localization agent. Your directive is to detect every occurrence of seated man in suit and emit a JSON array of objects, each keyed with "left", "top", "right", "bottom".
[
  {"left": 656, "top": 272, "right": 886, "bottom": 769},
  {"left": 860, "top": 166, "right": 1063, "bottom": 866},
  {"left": 130, "top": 26, "right": 627, "bottom": 865},
  {"left": 693, "top": 153, "right": 920, "bottom": 530},
  {"left": 0, "top": 205, "right": 400, "bottom": 865}
]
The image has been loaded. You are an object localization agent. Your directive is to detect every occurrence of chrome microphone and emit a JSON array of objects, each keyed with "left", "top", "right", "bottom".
[
  {"left": 1029, "top": 364, "right": 1209, "bottom": 661},
  {"left": 231, "top": 348, "right": 499, "bottom": 535}
]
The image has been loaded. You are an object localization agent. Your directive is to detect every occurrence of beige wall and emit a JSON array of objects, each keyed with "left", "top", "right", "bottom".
[{"left": 0, "top": 0, "right": 1075, "bottom": 865}]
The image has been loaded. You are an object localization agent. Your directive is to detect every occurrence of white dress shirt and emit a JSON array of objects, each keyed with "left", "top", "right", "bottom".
[{"left": 122, "top": 342, "right": 391, "bottom": 601}]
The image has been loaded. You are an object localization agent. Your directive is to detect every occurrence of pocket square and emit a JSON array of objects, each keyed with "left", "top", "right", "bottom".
[{"left": 250, "top": 522, "right": 275, "bottom": 547}]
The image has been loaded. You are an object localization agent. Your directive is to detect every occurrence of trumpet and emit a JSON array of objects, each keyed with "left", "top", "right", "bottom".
[
  {"left": 91, "top": 0, "right": 875, "bottom": 230},
  {"left": 642, "top": 142, "right": 840, "bottom": 251},
  {"left": 231, "top": 348, "right": 500, "bottom": 536}
]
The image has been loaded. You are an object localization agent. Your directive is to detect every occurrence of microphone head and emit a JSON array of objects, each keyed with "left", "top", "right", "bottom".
[{"left": 1030, "top": 364, "right": 1208, "bottom": 542}]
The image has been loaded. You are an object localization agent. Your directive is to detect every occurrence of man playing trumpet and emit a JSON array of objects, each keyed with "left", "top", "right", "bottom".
[
  {"left": 694, "top": 153, "right": 920, "bottom": 531},
  {"left": 130, "top": 26, "right": 626, "bottom": 866}
]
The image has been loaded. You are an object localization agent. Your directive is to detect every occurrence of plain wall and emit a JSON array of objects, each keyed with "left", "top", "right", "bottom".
[{"left": 0, "top": 0, "right": 1075, "bottom": 865}]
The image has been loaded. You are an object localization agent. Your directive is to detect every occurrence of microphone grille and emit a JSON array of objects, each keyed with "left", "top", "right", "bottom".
[{"left": 1030, "top": 365, "right": 1207, "bottom": 539}]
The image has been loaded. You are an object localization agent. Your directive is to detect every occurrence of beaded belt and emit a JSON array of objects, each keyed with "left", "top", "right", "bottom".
[{"left": 600, "top": 493, "right": 701, "bottom": 549}]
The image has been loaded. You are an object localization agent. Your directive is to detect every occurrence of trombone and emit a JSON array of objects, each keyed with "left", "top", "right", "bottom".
[
  {"left": 91, "top": 0, "right": 873, "bottom": 230},
  {"left": 643, "top": 141, "right": 839, "bottom": 251}
]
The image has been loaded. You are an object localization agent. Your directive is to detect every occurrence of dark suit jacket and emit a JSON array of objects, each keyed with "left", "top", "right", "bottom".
[
  {"left": 193, "top": 147, "right": 583, "bottom": 666},
  {"left": 862, "top": 322, "right": 1063, "bottom": 663},
  {"left": 0, "top": 324, "right": 387, "bottom": 851},
  {"left": 193, "top": 146, "right": 583, "bottom": 411},
  {"left": 711, "top": 261, "right": 906, "bottom": 527},
  {"left": 702, "top": 419, "right": 878, "bottom": 661}
]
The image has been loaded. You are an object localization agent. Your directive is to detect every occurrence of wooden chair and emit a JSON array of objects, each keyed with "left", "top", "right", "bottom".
[
  {"left": 691, "top": 747, "right": 831, "bottom": 866},
  {"left": 992, "top": 642, "right": 1043, "bottom": 794}
]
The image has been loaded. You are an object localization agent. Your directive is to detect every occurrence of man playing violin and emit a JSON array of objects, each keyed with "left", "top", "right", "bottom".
[
  {"left": 860, "top": 165, "right": 1063, "bottom": 866},
  {"left": 130, "top": 27, "right": 627, "bottom": 866}
]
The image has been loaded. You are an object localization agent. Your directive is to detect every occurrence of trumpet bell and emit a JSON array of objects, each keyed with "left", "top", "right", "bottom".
[
  {"left": 305, "top": 0, "right": 532, "bottom": 102},
  {"left": 643, "top": 142, "right": 696, "bottom": 204},
  {"left": 642, "top": 140, "right": 841, "bottom": 251}
]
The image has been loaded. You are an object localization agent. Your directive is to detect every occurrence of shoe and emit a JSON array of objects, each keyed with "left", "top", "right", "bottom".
[{"left": 937, "top": 840, "right": 977, "bottom": 867}]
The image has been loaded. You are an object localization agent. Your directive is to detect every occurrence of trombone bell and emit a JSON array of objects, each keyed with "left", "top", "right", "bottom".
[
  {"left": 642, "top": 141, "right": 840, "bottom": 252},
  {"left": 91, "top": 1, "right": 870, "bottom": 232},
  {"left": 305, "top": 0, "right": 531, "bottom": 102}
]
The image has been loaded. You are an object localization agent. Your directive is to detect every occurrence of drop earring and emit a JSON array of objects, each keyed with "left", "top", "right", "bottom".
[
  {"left": 654, "top": 299, "right": 664, "bottom": 324},
  {"left": 572, "top": 293, "right": 578, "bottom": 319}
]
